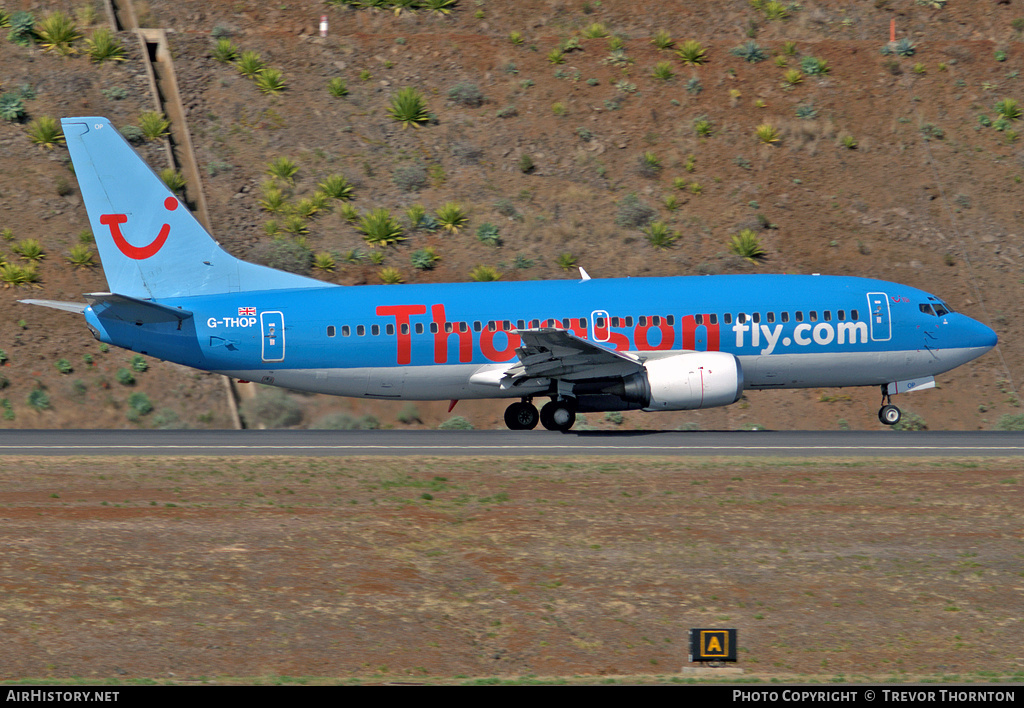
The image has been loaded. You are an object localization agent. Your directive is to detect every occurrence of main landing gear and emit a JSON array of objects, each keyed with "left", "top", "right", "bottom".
[
  {"left": 503, "top": 398, "right": 577, "bottom": 431},
  {"left": 878, "top": 385, "right": 902, "bottom": 426}
]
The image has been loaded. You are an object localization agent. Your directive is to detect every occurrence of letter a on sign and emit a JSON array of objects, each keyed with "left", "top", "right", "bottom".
[{"left": 689, "top": 628, "right": 737, "bottom": 663}]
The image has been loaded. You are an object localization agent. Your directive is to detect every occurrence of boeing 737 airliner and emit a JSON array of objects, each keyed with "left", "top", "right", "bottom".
[{"left": 23, "top": 117, "right": 999, "bottom": 431}]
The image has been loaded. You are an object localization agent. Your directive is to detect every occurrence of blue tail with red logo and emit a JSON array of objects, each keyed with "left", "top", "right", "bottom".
[{"left": 62, "top": 117, "right": 326, "bottom": 300}]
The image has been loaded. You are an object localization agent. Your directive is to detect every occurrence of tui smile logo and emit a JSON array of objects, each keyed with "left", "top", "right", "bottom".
[{"left": 100, "top": 196, "right": 178, "bottom": 260}]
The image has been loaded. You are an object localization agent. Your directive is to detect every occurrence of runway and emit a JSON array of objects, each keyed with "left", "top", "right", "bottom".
[{"left": 1, "top": 429, "right": 1023, "bottom": 456}]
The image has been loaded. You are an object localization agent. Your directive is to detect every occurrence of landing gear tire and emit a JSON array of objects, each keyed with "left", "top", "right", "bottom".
[
  {"left": 879, "top": 405, "right": 902, "bottom": 426},
  {"left": 540, "top": 400, "right": 576, "bottom": 432},
  {"left": 504, "top": 401, "right": 539, "bottom": 430}
]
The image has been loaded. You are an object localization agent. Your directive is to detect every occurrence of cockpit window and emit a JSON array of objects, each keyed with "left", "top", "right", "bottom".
[
  {"left": 919, "top": 304, "right": 936, "bottom": 316},
  {"left": 934, "top": 303, "right": 950, "bottom": 316}
]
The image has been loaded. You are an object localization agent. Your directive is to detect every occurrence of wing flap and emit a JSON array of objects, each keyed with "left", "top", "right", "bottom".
[{"left": 503, "top": 327, "right": 644, "bottom": 383}]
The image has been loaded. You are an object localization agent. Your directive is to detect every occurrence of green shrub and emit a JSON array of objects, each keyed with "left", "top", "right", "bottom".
[
  {"left": 996, "top": 413, "right": 1024, "bottom": 430},
  {"left": 731, "top": 40, "right": 768, "bottom": 63},
  {"left": 651, "top": 61, "right": 675, "bottom": 81},
  {"left": 892, "top": 410, "right": 927, "bottom": 431},
  {"left": 130, "top": 355, "right": 148, "bottom": 373},
  {"left": 0, "top": 93, "right": 26, "bottom": 122},
  {"left": 476, "top": 222, "right": 501, "bottom": 246},
  {"left": 392, "top": 164, "right": 428, "bottom": 192},
  {"left": 311, "top": 412, "right": 380, "bottom": 430},
  {"left": 240, "top": 387, "right": 303, "bottom": 429},
  {"left": 615, "top": 194, "right": 657, "bottom": 228},
  {"left": 115, "top": 368, "right": 135, "bottom": 386},
  {"left": 0, "top": 263, "right": 39, "bottom": 287},
  {"left": 438, "top": 415, "right": 474, "bottom": 430},
  {"left": 448, "top": 81, "right": 484, "bottom": 107},
  {"left": 554, "top": 252, "right": 578, "bottom": 271},
  {"left": 685, "top": 78, "right": 703, "bottom": 95},
  {"left": 651, "top": 30, "right": 674, "bottom": 50},
  {"left": 252, "top": 238, "right": 312, "bottom": 274},
  {"left": 800, "top": 56, "right": 830, "bottom": 75},
  {"left": 27, "top": 388, "right": 50, "bottom": 411},
  {"left": 411, "top": 247, "right": 440, "bottom": 270},
  {"left": 7, "top": 11, "right": 35, "bottom": 47},
  {"left": 128, "top": 392, "right": 153, "bottom": 415},
  {"left": 55, "top": 359, "right": 72, "bottom": 374}
]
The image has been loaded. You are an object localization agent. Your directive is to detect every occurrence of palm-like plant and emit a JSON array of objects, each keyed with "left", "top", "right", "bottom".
[
  {"left": 255, "top": 68, "right": 286, "bottom": 95},
  {"left": 755, "top": 123, "right": 781, "bottom": 144},
  {"left": 651, "top": 61, "right": 675, "bottom": 81},
  {"left": 644, "top": 221, "right": 679, "bottom": 250},
  {"left": 469, "top": 265, "right": 501, "bottom": 282},
  {"left": 554, "top": 252, "right": 578, "bottom": 271},
  {"left": 266, "top": 157, "right": 299, "bottom": 184},
  {"left": 422, "top": 0, "right": 457, "bottom": 15},
  {"left": 378, "top": 266, "right": 404, "bottom": 284},
  {"left": 411, "top": 246, "right": 440, "bottom": 270},
  {"left": 312, "top": 251, "right": 336, "bottom": 272},
  {"left": 676, "top": 40, "right": 708, "bottom": 66},
  {"left": 138, "top": 111, "right": 170, "bottom": 140},
  {"left": 235, "top": 51, "right": 265, "bottom": 78},
  {"left": 36, "top": 12, "right": 80, "bottom": 56},
  {"left": 387, "top": 87, "right": 429, "bottom": 128},
  {"left": 435, "top": 202, "right": 468, "bottom": 232},
  {"left": 159, "top": 168, "right": 187, "bottom": 193},
  {"left": 651, "top": 30, "right": 674, "bottom": 50},
  {"left": 13, "top": 238, "right": 45, "bottom": 261},
  {"left": 85, "top": 28, "right": 125, "bottom": 62},
  {"left": 212, "top": 38, "right": 238, "bottom": 63},
  {"left": 327, "top": 77, "right": 348, "bottom": 98},
  {"left": 729, "top": 229, "right": 766, "bottom": 263},
  {"left": 27, "top": 117, "right": 64, "bottom": 150},
  {"left": 66, "top": 244, "right": 96, "bottom": 268},
  {"left": 359, "top": 208, "right": 405, "bottom": 247},
  {"left": 995, "top": 98, "right": 1022, "bottom": 121},
  {"left": 783, "top": 68, "right": 803, "bottom": 86}
]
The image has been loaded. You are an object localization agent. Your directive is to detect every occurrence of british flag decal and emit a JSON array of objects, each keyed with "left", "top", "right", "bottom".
[{"left": 238, "top": 306, "right": 256, "bottom": 316}]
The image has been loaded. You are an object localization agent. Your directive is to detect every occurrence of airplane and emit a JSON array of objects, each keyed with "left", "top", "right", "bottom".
[{"left": 21, "top": 117, "right": 999, "bottom": 431}]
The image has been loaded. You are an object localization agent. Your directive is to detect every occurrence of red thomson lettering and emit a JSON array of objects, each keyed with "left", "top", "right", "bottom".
[
  {"left": 681, "top": 314, "right": 720, "bottom": 351},
  {"left": 480, "top": 322, "right": 521, "bottom": 362},
  {"left": 376, "top": 304, "right": 426, "bottom": 365},
  {"left": 635, "top": 318, "right": 675, "bottom": 350},
  {"left": 431, "top": 304, "right": 473, "bottom": 364}
]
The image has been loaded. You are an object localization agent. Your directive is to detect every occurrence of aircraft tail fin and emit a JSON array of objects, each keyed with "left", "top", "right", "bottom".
[{"left": 61, "top": 117, "right": 326, "bottom": 300}]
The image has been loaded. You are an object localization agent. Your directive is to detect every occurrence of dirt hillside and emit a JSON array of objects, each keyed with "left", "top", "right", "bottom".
[{"left": 1, "top": 0, "right": 1022, "bottom": 431}]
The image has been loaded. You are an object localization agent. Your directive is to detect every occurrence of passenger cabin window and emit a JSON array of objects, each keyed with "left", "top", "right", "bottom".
[
  {"left": 809, "top": 311, "right": 817, "bottom": 322},
  {"left": 517, "top": 320, "right": 525, "bottom": 330},
  {"left": 752, "top": 312, "right": 761, "bottom": 324},
  {"left": 401, "top": 323, "right": 409, "bottom": 335},
  {"left": 474, "top": 321, "right": 482, "bottom": 332},
  {"left": 851, "top": 309, "right": 859, "bottom": 320},
  {"left": 327, "top": 326, "right": 336, "bottom": 337},
  {"left": 723, "top": 313, "right": 732, "bottom": 325},
  {"left": 357, "top": 325, "right": 365, "bottom": 336},
  {"left": 795, "top": 312, "right": 804, "bottom": 322},
  {"left": 415, "top": 323, "right": 423, "bottom": 334},
  {"left": 596, "top": 317, "right": 606, "bottom": 327},
  {"left": 838, "top": 310, "right": 845, "bottom": 321},
  {"left": 430, "top": 323, "right": 438, "bottom": 334},
  {"left": 708, "top": 314, "right": 717, "bottom": 325},
  {"left": 386, "top": 324, "right": 394, "bottom": 335},
  {"left": 667, "top": 315, "right": 675, "bottom": 325},
  {"left": 342, "top": 325, "right": 350, "bottom": 337},
  {"left": 372, "top": 325, "right": 380, "bottom": 336},
  {"left": 695, "top": 314, "right": 703, "bottom": 325},
  {"left": 823, "top": 310, "right": 831, "bottom": 322},
  {"left": 781, "top": 312, "right": 790, "bottom": 323}
]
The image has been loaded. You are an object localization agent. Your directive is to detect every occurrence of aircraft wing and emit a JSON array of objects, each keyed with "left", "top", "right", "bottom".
[{"left": 500, "top": 327, "right": 644, "bottom": 384}]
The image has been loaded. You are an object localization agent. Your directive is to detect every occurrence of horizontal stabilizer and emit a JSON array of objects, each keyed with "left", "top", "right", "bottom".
[
  {"left": 86, "top": 292, "right": 193, "bottom": 324},
  {"left": 20, "top": 299, "right": 88, "bottom": 314}
]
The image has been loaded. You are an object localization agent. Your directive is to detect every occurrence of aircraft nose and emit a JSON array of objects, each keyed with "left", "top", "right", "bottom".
[{"left": 968, "top": 318, "right": 998, "bottom": 352}]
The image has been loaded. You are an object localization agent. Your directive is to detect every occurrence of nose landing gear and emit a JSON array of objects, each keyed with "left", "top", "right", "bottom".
[{"left": 878, "top": 386, "right": 902, "bottom": 426}]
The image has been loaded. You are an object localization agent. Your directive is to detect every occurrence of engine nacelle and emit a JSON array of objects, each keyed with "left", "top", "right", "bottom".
[{"left": 638, "top": 351, "right": 744, "bottom": 411}]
